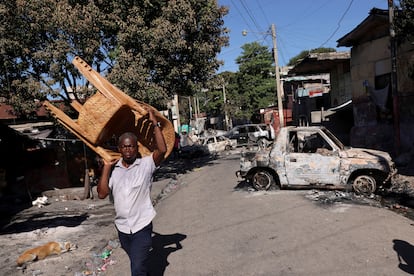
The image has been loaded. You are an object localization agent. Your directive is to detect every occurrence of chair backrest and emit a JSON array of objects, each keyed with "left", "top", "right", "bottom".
[{"left": 45, "top": 56, "right": 175, "bottom": 161}]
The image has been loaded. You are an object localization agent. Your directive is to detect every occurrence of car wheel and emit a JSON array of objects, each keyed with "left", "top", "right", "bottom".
[
  {"left": 225, "top": 145, "right": 231, "bottom": 151},
  {"left": 252, "top": 170, "right": 275, "bottom": 191},
  {"left": 352, "top": 175, "right": 376, "bottom": 195}
]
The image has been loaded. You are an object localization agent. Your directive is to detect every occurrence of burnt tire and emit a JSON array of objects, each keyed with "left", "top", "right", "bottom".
[
  {"left": 252, "top": 170, "right": 275, "bottom": 191},
  {"left": 352, "top": 175, "right": 376, "bottom": 195}
]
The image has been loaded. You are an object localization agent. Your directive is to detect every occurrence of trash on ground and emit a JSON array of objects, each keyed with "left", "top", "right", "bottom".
[
  {"left": 77, "top": 239, "right": 119, "bottom": 275},
  {"left": 32, "top": 196, "right": 49, "bottom": 208}
]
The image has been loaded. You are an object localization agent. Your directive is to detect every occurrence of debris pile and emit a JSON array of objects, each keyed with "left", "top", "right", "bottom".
[
  {"left": 32, "top": 196, "right": 49, "bottom": 208},
  {"left": 76, "top": 239, "right": 120, "bottom": 276},
  {"left": 304, "top": 189, "right": 380, "bottom": 207},
  {"left": 389, "top": 174, "right": 414, "bottom": 196},
  {"left": 152, "top": 178, "right": 182, "bottom": 206}
]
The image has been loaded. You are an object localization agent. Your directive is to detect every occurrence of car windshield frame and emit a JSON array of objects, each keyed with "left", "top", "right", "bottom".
[{"left": 322, "top": 128, "right": 345, "bottom": 150}]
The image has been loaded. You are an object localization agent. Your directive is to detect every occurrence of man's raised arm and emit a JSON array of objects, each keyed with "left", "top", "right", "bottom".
[{"left": 147, "top": 108, "right": 167, "bottom": 166}]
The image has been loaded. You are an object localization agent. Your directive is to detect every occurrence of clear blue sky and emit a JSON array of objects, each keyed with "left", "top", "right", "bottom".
[{"left": 217, "top": 0, "right": 390, "bottom": 72}]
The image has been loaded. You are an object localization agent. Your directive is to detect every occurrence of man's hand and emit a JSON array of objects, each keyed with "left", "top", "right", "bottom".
[
  {"left": 103, "top": 158, "right": 119, "bottom": 167},
  {"left": 97, "top": 158, "right": 118, "bottom": 199},
  {"left": 145, "top": 107, "right": 158, "bottom": 125},
  {"left": 144, "top": 106, "right": 167, "bottom": 166}
]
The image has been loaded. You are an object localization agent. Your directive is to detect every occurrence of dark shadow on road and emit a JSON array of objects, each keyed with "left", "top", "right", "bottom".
[
  {"left": 393, "top": 239, "right": 414, "bottom": 274},
  {"left": 234, "top": 180, "right": 280, "bottom": 192},
  {"left": 154, "top": 154, "right": 218, "bottom": 182},
  {"left": 234, "top": 180, "right": 252, "bottom": 191},
  {"left": 0, "top": 198, "right": 32, "bottom": 232},
  {"left": 148, "top": 232, "right": 187, "bottom": 276},
  {"left": 1, "top": 213, "right": 88, "bottom": 234}
]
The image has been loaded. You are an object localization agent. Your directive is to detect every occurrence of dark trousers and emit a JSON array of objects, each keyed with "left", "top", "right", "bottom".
[{"left": 118, "top": 222, "right": 153, "bottom": 276}]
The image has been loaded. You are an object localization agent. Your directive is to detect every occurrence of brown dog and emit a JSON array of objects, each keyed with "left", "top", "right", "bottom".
[{"left": 17, "top": 241, "right": 75, "bottom": 266}]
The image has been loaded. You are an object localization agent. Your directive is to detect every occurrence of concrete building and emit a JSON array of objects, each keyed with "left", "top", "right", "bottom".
[
  {"left": 287, "top": 52, "right": 353, "bottom": 144},
  {"left": 337, "top": 8, "right": 414, "bottom": 155}
]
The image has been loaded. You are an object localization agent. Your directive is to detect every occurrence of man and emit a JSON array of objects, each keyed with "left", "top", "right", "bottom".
[{"left": 97, "top": 108, "right": 167, "bottom": 276}]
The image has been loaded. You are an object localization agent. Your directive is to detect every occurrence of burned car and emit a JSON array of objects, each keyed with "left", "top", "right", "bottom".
[
  {"left": 236, "top": 126, "right": 396, "bottom": 194},
  {"left": 198, "top": 135, "right": 237, "bottom": 153},
  {"left": 225, "top": 123, "right": 275, "bottom": 147}
]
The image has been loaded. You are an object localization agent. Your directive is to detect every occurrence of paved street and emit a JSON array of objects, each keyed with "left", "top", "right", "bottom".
[
  {"left": 2, "top": 151, "right": 414, "bottom": 275},
  {"left": 146, "top": 155, "right": 414, "bottom": 276}
]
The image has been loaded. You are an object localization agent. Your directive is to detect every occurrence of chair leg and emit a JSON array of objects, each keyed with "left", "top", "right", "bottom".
[
  {"left": 43, "top": 101, "right": 91, "bottom": 142},
  {"left": 45, "top": 105, "right": 119, "bottom": 162},
  {"left": 72, "top": 56, "right": 147, "bottom": 115},
  {"left": 70, "top": 56, "right": 175, "bottom": 158}
]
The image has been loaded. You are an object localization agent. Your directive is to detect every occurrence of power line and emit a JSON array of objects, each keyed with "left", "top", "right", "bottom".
[
  {"left": 279, "top": 0, "right": 332, "bottom": 29},
  {"left": 256, "top": 0, "right": 271, "bottom": 28},
  {"left": 230, "top": 0, "right": 260, "bottom": 40},
  {"left": 318, "top": 0, "right": 355, "bottom": 48},
  {"left": 275, "top": 34, "right": 288, "bottom": 66},
  {"left": 239, "top": 0, "right": 265, "bottom": 34}
]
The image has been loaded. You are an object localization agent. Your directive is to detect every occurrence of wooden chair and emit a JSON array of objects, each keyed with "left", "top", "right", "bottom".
[{"left": 44, "top": 56, "right": 175, "bottom": 162}]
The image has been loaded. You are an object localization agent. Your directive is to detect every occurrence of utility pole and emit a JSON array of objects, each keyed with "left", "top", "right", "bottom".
[
  {"left": 222, "top": 81, "right": 230, "bottom": 130},
  {"left": 388, "top": 0, "right": 400, "bottom": 154},
  {"left": 271, "top": 24, "right": 284, "bottom": 128}
]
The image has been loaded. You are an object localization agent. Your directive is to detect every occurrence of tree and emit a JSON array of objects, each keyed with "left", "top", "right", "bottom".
[
  {"left": 287, "top": 47, "right": 336, "bottom": 66},
  {"left": 233, "top": 42, "right": 275, "bottom": 121},
  {"left": 109, "top": 0, "right": 229, "bottom": 109},
  {"left": 0, "top": 0, "right": 228, "bottom": 116},
  {"left": 394, "top": 0, "right": 414, "bottom": 79},
  {"left": 200, "top": 71, "right": 237, "bottom": 117},
  {"left": 395, "top": 0, "right": 414, "bottom": 44},
  {"left": 0, "top": 0, "right": 116, "bottom": 116}
]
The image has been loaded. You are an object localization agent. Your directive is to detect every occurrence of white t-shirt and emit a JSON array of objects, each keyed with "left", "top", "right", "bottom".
[{"left": 109, "top": 155, "right": 156, "bottom": 234}]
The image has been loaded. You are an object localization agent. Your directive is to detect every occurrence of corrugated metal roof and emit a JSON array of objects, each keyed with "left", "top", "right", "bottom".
[{"left": 288, "top": 52, "right": 350, "bottom": 75}]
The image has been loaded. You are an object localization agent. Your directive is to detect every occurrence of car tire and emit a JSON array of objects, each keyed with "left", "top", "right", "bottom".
[
  {"left": 225, "top": 145, "right": 231, "bottom": 151},
  {"left": 252, "top": 170, "right": 275, "bottom": 191},
  {"left": 352, "top": 175, "right": 376, "bottom": 195}
]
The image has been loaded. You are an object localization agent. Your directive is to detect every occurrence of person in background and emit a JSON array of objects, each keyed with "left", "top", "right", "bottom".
[
  {"left": 97, "top": 108, "right": 167, "bottom": 276},
  {"left": 173, "top": 132, "right": 180, "bottom": 159}
]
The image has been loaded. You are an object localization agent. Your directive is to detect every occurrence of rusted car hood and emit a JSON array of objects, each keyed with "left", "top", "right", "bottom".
[{"left": 342, "top": 148, "right": 392, "bottom": 162}]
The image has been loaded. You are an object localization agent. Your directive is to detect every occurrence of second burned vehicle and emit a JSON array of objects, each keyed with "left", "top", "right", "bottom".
[{"left": 236, "top": 126, "right": 396, "bottom": 194}]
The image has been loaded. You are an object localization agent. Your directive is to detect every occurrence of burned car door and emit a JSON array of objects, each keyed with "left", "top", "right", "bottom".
[{"left": 284, "top": 130, "right": 340, "bottom": 185}]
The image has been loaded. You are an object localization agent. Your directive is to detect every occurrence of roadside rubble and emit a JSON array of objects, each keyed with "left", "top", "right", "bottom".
[
  {"left": 234, "top": 166, "right": 414, "bottom": 220},
  {"left": 304, "top": 190, "right": 381, "bottom": 207},
  {"left": 0, "top": 189, "right": 118, "bottom": 275},
  {"left": 31, "top": 196, "right": 49, "bottom": 208},
  {"left": 302, "top": 173, "right": 414, "bottom": 220},
  {"left": 389, "top": 174, "right": 414, "bottom": 195},
  {"left": 75, "top": 239, "right": 120, "bottom": 276}
]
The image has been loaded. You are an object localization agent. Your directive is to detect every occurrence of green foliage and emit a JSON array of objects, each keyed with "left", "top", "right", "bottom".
[
  {"left": 394, "top": 0, "right": 414, "bottom": 80},
  {"left": 395, "top": 0, "right": 414, "bottom": 44},
  {"left": 0, "top": 0, "right": 228, "bottom": 116},
  {"left": 287, "top": 47, "right": 336, "bottom": 66},
  {"left": 231, "top": 42, "right": 276, "bottom": 120}
]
